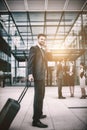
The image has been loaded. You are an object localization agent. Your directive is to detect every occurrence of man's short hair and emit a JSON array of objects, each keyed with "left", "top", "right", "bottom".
[{"left": 38, "top": 33, "right": 46, "bottom": 39}]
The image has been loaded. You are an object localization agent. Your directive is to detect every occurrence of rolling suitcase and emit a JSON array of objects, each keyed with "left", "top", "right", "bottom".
[
  {"left": 0, "top": 80, "right": 30, "bottom": 130},
  {"left": 0, "top": 82, "right": 30, "bottom": 130}
]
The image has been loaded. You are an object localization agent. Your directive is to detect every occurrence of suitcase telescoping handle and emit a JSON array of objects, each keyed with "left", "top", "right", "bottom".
[{"left": 17, "top": 79, "right": 31, "bottom": 104}]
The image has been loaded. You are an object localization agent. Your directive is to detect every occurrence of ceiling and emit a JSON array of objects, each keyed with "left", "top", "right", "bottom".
[{"left": 0, "top": 0, "right": 87, "bottom": 61}]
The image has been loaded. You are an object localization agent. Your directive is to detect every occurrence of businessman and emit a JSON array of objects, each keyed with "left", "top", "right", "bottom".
[
  {"left": 56, "top": 62, "right": 66, "bottom": 99},
  {"left": 28, "top": 34, "right": 48, "bottom": 128}
]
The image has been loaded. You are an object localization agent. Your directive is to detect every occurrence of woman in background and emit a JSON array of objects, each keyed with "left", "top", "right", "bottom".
[
  {"left": 79, "top": 62, "right": 86, "bottom": 99},
  {"left": 67, "top": 61, "right": 75, "bottom": 97}
]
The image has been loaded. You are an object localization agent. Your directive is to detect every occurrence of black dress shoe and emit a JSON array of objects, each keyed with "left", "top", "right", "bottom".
[
  {"left": 80, "top": 96, "right": 86, "bottom": 99},
  {"left": 70, "top": 94, "right": 74, "bottom": 97},
  {"left": 40, "top": 115, "right": 47, "bottom": 119},
  {"left": 32, "top": 120, "right": 48, "bottom": 128},
  {"left": 59, "top": 96, "right": 66, "bottom": 99}
]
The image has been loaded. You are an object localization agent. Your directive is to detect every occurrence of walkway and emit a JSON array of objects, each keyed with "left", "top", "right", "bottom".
[{"left": 0, "top": 86, "right": 87, "bottom": 130}]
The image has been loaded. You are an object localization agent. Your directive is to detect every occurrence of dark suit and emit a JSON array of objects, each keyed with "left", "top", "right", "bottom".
[
  {"left": 28, "top": 45, "right": 46, "bottom": 122},
  {"left": 56, "top": 63, "right": 63, "bottom": 98}
]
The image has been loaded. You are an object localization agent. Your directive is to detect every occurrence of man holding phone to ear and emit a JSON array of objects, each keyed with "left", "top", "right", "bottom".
[{"left": 28, "top": 34, "right": 48, "bottom": 128}]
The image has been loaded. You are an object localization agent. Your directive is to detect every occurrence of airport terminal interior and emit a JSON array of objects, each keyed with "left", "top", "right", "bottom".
[{"left": 0, "top": 0, "right": 87, "bottom": 130}]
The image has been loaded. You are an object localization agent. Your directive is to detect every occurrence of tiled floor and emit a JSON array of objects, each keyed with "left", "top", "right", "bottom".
[{"left": 0, "top": 86, "right": 87, "bottom": 130}]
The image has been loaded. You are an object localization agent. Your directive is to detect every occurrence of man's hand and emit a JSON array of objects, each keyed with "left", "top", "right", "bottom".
[{"left": 28, "top": 74, "right": 34, "bottom": 81}]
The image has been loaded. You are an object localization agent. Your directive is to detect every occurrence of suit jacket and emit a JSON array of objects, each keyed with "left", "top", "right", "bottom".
[
  {"left": 56, "top": 63, "right": 63, "bottom": 79},
  {"left": 28, "top": 45, "right": 46, "bottom": 80}
]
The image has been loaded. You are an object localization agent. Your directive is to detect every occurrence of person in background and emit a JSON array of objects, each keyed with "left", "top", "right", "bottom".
[
  {"left": 56, "top": 61, "right": 66, "bottom": 99},
  {"left": 67, "top": 61, "right": 75, "bottom": 97},
  {"left": 28, "top": 34, "right": 48, "bottom": 128},
  {"left": 79, "top": 62, "right": 86, "bottom": 99}
]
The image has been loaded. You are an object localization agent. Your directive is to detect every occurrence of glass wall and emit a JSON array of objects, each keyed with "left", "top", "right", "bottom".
[{"left": 0, "top": 11, "right": 87, "bottom": 86}]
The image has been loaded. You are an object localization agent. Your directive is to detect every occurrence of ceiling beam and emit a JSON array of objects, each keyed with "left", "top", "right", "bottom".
[{"left": 3, "top": 0, "right": 25, "bottom": 45}]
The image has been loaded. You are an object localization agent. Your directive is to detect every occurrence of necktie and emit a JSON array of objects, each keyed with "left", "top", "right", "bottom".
[{"left": 41, "top": 48, "right": 45, "bottom": 58}]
